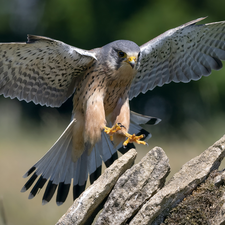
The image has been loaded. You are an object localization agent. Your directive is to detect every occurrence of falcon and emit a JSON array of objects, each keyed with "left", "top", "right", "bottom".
[{"left": 0, "top": 17, "right": 225, "bottom": 205}]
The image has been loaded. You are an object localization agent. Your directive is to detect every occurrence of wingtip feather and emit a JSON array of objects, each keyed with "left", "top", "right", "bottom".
[
  {"left": 23, "top": 166, "right": 36, "bottom": 178},
  {"left": 20, "top": 186, "right": 27, "bottom": 193},
  {"left": 56, "top": 201, "right": 63, "bottom": 206},
  {"left": 42, "top": 200, "right": 48, "bottom": 205},
  {"left": 28, "top": 193, "right": 34, "bottom": 199}
]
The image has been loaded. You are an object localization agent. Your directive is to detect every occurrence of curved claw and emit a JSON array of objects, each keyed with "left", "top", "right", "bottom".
[
  {"left": 123, "top": 134, "right": 147, "bottom": 147},
  {"left": 104, "top": 123, "right": 147, "bottom": 146},
  {"left": 104, "top": 124, "right": 122, "bottom": 141}
]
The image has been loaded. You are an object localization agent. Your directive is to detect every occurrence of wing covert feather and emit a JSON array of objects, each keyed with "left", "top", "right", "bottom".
[
  {"left": 0, "top": 35, "right": 97, "bottom": 107},
  {"left": 129, "top": 18, "right": 225, "bottom": 99}
]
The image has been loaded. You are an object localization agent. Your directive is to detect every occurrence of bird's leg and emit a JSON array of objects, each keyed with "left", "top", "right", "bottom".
[
  {"left": 104, "top": 123, "right": 147, "bottom": 146},
  {"left": 72, "top": 111, "right": 85, "bottom": 162},
  {"left": 105, "top": 98, "right": 147, "bottom": 146},
  {"left": 84, "top": 94, "right": 106, "bottom": 154}
]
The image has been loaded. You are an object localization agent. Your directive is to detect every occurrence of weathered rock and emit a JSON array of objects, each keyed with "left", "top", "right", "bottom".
[
  {"left": 56, "top": 148, "right": 137, "bottom": 225},
  {"left": 95, "top": 147, "right": 170, "bottom": 225},
  {"left": 130, "top": 135, "right": 225, "bottom": 225},
  {"left": 162, "top": 170, "right": 225, "bottom": 225},
  {"left": 210, "top": 172, "right": 225, "bottom": 225},
  {"left": 210, "top": 202, "right": 225, "bottom": 225}
]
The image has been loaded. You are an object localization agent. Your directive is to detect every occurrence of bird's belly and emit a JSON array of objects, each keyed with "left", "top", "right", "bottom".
[
  {"left": 104, "top": 86, "right": 128, "bottom": 116},
  {"left": 104, "top": 98, "right": 118, "bottom": 116}
]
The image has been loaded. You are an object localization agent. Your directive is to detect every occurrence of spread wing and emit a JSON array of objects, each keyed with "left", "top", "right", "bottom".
[
  {"left": 129, "top": 17, "right": 225, "bottom": 99},
  {"left": 0, "top": 35, "right": 97, "bottom": 107}
]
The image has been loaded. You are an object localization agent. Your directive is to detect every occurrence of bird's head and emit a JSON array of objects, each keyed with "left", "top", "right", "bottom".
[{"left": 102, "top": 40, "right": 141, "bottom": 73}]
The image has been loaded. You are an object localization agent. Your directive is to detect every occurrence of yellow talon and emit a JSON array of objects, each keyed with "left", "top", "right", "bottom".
[
  {"left": 123, "top": 133, "right": 147, "bottom": 147},
  {"left": 104, "top": 123, "right": 122, "bottom": 141},
  {"left": 104, "top": 123, "right": 147, "bottom": 146}
]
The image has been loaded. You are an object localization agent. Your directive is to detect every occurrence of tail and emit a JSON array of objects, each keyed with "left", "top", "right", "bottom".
[{"left": 21, "top": 112, "right": 161, "bottom": 205}]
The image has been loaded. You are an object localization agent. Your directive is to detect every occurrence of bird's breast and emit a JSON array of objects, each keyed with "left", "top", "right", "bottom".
[
  {"left": 72, "top": 63, "right": 136, "bottom": 116},
  {"left": 103, "top": 78, "right": 132, "bottom": 116}
]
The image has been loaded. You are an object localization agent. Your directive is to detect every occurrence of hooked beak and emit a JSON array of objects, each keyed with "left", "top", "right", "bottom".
[{"left": 125, "top": 56, "right": 136, "bottom": 68}]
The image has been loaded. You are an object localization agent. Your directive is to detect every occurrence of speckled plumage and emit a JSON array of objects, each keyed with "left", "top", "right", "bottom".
[
  {"left": 0, "top": 35, "right": 97, "bottom": 107},
  {"left": 129, "top": 18, "right": 225, "bottom": 98},
  {"left": 1, "top": 17, "right": 225, "bottom": 205}
]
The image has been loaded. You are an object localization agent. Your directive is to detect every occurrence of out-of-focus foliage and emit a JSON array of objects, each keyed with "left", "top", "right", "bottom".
[{"left": 0, "top": 0, "right": 225, "bottom": 132}]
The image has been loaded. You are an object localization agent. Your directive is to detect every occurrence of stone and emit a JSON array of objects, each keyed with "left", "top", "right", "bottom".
[
  {"left": 95, "top": 147, "right": 170, "bottom": 225},
  {"left": 130, "top": 135, "right": 225, "bottom": 225},
  {"left": 56, "top": 148, "right": 137, "bottom": 225},
  {"left": 210, "top": 172, "right": 225, "bottom": 225},
  {"left": 162, "top": 170, "right": 225, "bottom": 225},
  {"left": 210, "top": 202, "right": 225, "bottom": 225}
]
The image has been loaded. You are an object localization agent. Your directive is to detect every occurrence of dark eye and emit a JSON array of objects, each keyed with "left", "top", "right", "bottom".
[
  {"left": 138, "top": 52, "right": 141, "bottom": 58},
  {"left": 118, "top": 51, "right": 126, "bottom": 58}
]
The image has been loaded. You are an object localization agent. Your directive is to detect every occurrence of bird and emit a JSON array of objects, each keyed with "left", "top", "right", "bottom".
[{"left": 0, "top": 17, "right": 225, "bottom": 205}]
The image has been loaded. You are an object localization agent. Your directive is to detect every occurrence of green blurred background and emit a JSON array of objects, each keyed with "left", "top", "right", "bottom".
[{"left": 1, "top": 0, "right": 225, "bottom": 224}]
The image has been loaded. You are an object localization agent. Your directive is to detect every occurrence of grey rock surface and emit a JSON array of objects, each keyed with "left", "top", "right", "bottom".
[
  {"left": 95, "top": 147, "right": 170, "bottom": 225},
  {"left": 56, "top": 148, "right": 137, "bottom": 225},
  {"left": 130, "top": 135, "right": 225, "bottom": 225},
  {"left": 210, "top": 171, "right": 225, "bottom": 225}
]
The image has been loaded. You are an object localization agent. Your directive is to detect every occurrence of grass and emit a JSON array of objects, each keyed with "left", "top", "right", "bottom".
[{"left": 0, "top": 109, "right": 225, "bottom": 225}]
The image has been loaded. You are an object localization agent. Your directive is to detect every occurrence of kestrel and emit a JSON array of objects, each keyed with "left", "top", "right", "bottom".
[{"left": 0, "top": 17, "right": 225, "bottom": 205}]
